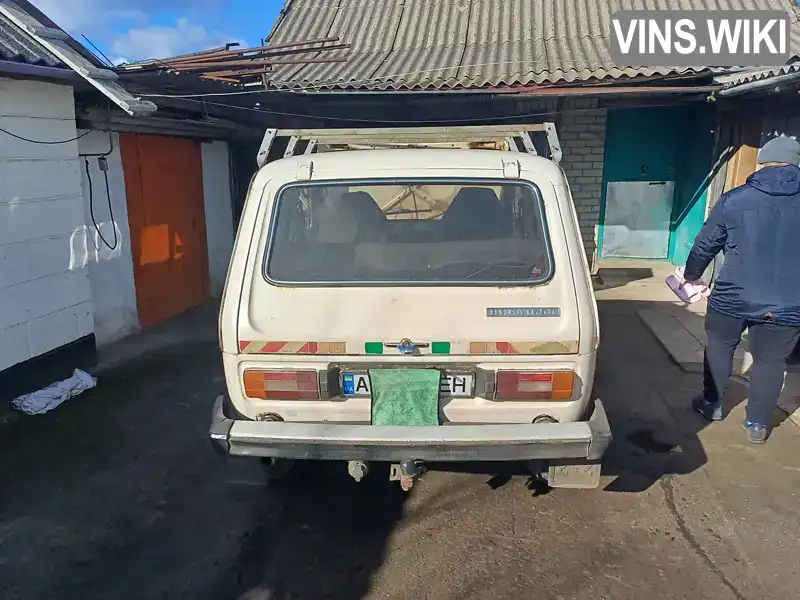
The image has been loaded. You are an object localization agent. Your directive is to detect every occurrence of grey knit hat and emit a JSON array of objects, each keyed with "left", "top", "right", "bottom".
[{"left": 758, "top": 136, "right": 800, "bottom": 166}]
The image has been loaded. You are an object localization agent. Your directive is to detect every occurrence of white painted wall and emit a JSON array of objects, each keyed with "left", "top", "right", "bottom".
[
  {"left": 0, "top": 78, "right": 93, "bottom": 372},
  {"left": 201, "top": 141, "right": 234, "bottom": 296},
  {"left": 77, "top": 130, "right": 140, "bottom": 346}
]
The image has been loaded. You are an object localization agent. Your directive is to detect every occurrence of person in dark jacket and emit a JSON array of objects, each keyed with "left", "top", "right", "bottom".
[{"left": 684, "top": 135, "right": 800, "bottom": 444}]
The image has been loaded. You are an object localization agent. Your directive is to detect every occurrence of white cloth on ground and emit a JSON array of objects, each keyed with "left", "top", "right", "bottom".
[{"left": 11, "top": 369, "right": 97, "bottom": 415}]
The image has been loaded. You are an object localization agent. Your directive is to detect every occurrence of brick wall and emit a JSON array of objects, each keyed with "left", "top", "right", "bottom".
[{"left": 557, "top": 101, "right": 608, "bottom": 267}]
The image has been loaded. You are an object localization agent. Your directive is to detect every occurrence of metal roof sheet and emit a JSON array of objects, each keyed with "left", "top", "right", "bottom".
[
  {"left": 0, "top": 11, "right": 61, "bottom": 67},
  {"left": 266, "top": 0, "right": 800, "bottom": 90},
  {"left": 714, "top": 62, "right": 800, "bottom": 87}
]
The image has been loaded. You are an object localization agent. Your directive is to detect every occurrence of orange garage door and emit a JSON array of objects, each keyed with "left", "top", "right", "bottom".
[{"left": 120, "top": 133, "right": 210, "bottom": 328}]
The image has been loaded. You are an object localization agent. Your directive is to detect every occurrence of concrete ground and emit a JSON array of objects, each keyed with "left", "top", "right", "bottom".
[
  {"left": 2, "top": 283, "right": 800, "bottom": 599},
  {"left": 627, "top": 261, "right": 800, "bottom": 425}
]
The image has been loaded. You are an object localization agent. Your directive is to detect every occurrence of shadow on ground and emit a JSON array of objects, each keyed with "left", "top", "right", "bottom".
[
  {"left": 0, "top": 344, "right": 405, "bottom": 600},
  {"left": 228, "top": 461, "right": 408, "bottom": 600},
  {"left": 0, "top": 298, "right": 782, "bottom": 600},
  {"left": 593, "top": 267, "right": 654, "bottom": 291},
  {"left": 595, "top": 299, "right": 795, "bottom": 493}
]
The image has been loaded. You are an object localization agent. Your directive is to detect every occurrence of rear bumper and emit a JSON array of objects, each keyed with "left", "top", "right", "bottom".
[{"left": 210, "top": 396, "right": 612, "bottom": 462}]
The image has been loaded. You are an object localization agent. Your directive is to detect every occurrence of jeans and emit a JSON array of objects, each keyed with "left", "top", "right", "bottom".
[{"left": 703, "top": 306, "right": 800, "bottom": 425}]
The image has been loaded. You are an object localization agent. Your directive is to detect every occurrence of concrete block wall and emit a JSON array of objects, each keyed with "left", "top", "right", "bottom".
[
  {"left": 0, "top": 78, "right": 93, "bottom": 372},
  {"left": 77, "top": 131, "right": 140, "bottom": 346},
  {"left": 75, "top": 135, "right": 235, "bottom": 346},
  {"left": 557, "top": 101, "right": 608, "bottom": 266}
]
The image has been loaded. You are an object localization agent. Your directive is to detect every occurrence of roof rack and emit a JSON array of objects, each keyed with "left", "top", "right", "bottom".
[{"left": 256, "top": 124, "right": 562, "bottom": 168}]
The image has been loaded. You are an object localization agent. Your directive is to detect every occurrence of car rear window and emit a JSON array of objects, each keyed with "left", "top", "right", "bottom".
[{"left": 264, "top": 180, "right": 553, "bottom": 285}]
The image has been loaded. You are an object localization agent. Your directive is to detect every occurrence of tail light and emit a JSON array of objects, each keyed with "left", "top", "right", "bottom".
[
  {"left": 495, "top": 371, "right": 574, "bottom": 401},
  {"left": 243, "top": 370, "right": 320, "bottom": 400}
]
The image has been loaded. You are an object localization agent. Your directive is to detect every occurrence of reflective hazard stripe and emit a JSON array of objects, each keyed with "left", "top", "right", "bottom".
[
  {"left": 239, "top": 341, "right": 347, "bottom": 355},
  {"left": 240, "top": 340, "right": 577, "bottom": 355},
  {"left": 469, "top": 341, "right": 579, "bottom": 355},
  {"left": 241, "top": 341, "right": 577, "bottom": 355}
]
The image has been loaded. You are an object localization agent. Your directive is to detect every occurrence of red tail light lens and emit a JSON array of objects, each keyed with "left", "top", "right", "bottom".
[
  {"left": 243, "top": 370, "right": 320, "bottom": 400},
  {"left": 495, "top": 371, "right": 574, "bottom": 401}
]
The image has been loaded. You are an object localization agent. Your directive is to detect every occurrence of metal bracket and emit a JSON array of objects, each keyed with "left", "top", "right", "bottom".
[
  {"left": 502, "top": 159, "right": 521, "bottom": 179},
  {"left": 389, "top": 461, "right": 426, "bottom": 491},
  {"left": 283, "top": 135, "right": 299, "bottom": 158},
  {"left": 519, "top": 131, "right": 538, "bottom": 155},
  {"left": 256, "top": 128, "right": 277, "bottom": 168},
  {"left": 255, "top": 123, "right": 564, "bottom": 167},
  {"left": 544, "top": 122, "right": 563, "bottom": 164}
]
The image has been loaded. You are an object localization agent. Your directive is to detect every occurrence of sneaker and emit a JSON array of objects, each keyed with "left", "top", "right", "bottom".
[
  {"left": 742, "top": 420, "right": 768, "bottom": 444},
  {"left": 692, "top": 395, "right": 723, "bottom": 421}
]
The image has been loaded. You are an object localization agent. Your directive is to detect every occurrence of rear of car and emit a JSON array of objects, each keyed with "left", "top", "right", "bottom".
[{"left": 211, "top": 149, "right": 609, "bottom": 488}]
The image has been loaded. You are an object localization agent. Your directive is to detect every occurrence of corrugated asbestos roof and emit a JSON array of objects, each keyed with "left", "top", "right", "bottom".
[
  {"left": 266, "top": 0, "right": 800, "bottom": 91},
  {"left": 714, "top": 62, "right": 800, "bottom": 87},
  {"left": 0, "top": 11, "right": 61, "bottom": 67}
]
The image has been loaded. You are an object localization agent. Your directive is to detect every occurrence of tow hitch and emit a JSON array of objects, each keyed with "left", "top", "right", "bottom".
[
  {"left": 389, "top": 459, "right": 426, "bottom": 491},
  {"left": 346, "top": 459, "right": 426, "bottom": 489}
]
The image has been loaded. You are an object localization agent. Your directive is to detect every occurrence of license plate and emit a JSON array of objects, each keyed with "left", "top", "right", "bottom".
[{"left": 341, "top": 371, "right": 474, "bottom": 398}]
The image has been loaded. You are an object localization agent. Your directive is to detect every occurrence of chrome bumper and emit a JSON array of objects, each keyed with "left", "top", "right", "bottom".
[{"left": 209, "top": 396, "right": 612, "bottom": 462}]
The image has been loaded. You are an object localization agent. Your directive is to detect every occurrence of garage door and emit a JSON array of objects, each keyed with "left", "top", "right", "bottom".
[{"left": 120, "top": 134, "right": 210, "bottom": 328}]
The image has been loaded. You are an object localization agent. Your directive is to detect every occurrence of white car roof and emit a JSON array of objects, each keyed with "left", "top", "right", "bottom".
[{"left": 262, "top": 148, "right": 565, "bottom": 181}]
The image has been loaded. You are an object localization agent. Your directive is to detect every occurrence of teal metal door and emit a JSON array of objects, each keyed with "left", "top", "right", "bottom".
[
  {"left": 669, "top": 109, "right": 716, "bottom": 266},
  {"left": 599, "top": 107, "right": 682, "bottom": 259},
  {"left": 598, "top": 106, "right": 715, "bottom": 264}
]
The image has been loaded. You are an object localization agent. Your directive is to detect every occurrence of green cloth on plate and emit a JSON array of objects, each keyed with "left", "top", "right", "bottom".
[{"left": 369, "top": 369, "right": 441, "bottom": 426}]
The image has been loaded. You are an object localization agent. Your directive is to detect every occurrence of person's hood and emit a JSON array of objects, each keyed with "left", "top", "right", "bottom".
[{"left": 747, "top": 164, "right": 800, "bottom": 196}]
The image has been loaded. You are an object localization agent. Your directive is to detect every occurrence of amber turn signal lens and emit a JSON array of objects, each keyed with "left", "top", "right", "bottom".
[
  {"left": 243, "top": 370, "right": 320, "bottom": 400},
  {"left": 495, "top": 371, "right": 574, "bottom": 401}
]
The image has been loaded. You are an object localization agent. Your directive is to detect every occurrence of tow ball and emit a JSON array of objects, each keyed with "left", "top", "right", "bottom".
[{"left": 389, "top": 459, "right": 426, "bottom": 491}]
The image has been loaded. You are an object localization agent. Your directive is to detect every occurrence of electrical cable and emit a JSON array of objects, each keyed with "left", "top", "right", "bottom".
[
  {"left": 85, "top": 158, "right": 119, "bottom": 251},
  {"left": 0, "top": 126, "right": 92, "bottom": 144},
  {"left": 77, "top": 101, "right": 118, "bottom": 250},
  {"left": 162, "top": 95, "right": 558, "bottom": 123},
  {"left": 2, "top": 107, "right": 118, "bottom": 249},
  {"left": 148, "top": 93, "right": 703, "bottom": 125}
]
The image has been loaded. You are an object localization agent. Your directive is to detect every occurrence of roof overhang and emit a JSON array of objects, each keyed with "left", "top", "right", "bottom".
[
  {"left": 0, "top": 58, "right": 79, "bottom": 81},
  {"left": 0, "top": 1, "right": 156, "bottom": 116},
  {"left": 713, "top": 64, "right": 800, "bottom": 98}
]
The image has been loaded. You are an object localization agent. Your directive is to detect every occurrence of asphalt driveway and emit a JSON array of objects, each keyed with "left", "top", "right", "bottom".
[{"left": 1, "top": 298, "right": 799, "bottom": 600}]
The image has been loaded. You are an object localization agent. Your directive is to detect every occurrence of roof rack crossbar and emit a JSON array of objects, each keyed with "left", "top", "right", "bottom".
[{"left": 256, "top": 124, "right": 561, "bottom": 167}]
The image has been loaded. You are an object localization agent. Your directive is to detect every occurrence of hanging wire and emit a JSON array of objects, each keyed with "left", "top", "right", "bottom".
[
  {"left": 0, "top": 127, "right": 92, "bottom": 144},
  {"left": 85, "top": 158, "right": 119, "bottom": 251},
  {"left": 153, "top": 95, "right": 557, "bottom": 124}
]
